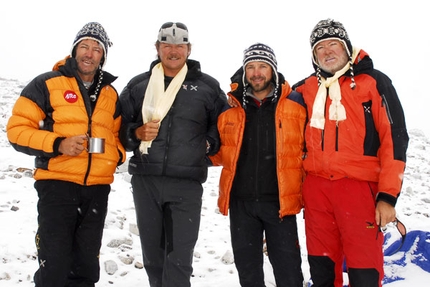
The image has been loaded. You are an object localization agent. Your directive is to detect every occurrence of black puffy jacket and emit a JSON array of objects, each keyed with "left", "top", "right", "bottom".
[{"left": 119, "top": 59, "right": 227, "bottom": 183}]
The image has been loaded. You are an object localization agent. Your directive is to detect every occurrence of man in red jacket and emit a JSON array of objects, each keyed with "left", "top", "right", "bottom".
[
  {"left": 293, "top": 19, "right": 409, "bottom": 287},
  {"left": 211, "top": 43, "right": 306, "bottom": 287}
]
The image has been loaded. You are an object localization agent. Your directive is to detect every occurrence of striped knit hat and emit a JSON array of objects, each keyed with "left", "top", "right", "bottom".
[
  {"left": 310, "top": 19, "right": 356, "bottom": 89},
  {"left": 71, "top": 22, "right": 112, "bottom": 68},
  {"left": 242, "top": 43, "right": 279, "bottom": 104},
  {"left": 310, "top": 18, "right": 352, "bottom": 58}
]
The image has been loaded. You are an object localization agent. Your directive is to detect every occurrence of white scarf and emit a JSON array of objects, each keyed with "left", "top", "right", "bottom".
[
  {"left": 139, "top": 62, "right": 188, "bottom": 154},
  {"left": 310, "top": 47, "right": 359, "bottom": 130}
]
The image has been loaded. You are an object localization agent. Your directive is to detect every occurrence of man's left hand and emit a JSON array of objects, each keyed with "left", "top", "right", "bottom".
[{"left": 375, "top": 200, "right": 396, "bottom": 229}]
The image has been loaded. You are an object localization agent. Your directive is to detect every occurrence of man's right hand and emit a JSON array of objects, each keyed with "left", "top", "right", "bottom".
[
  {"left": 135, "top": 119, "right": 160, "bottom": 141},
  {"left": 227, "top": 95, "right": 238, "bottom": 107},
  {"left": 58, "top": 135, "right": 87, "bottom": 156}
]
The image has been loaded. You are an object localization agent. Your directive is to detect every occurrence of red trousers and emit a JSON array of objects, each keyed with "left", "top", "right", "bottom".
[{"left": 303, "top": 174, "right": 384, "bottom": 287}]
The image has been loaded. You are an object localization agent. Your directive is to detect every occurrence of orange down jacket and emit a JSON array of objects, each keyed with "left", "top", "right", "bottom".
[
  {"left": 210, "top": 72, "right": 306, "bottom": 218},
  {"left": 7, "top": 56, "right": 126, "bottom": 186}
]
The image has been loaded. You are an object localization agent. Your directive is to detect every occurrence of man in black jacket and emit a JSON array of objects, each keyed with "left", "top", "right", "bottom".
[{"left": 119, "top": 22, "right": 227, "bottom": 287}]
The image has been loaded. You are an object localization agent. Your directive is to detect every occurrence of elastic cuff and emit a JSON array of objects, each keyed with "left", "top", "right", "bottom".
[
  {"left": 376, "top": 192, "right": 397, "bottom": 207},
  {"left": 53, "top": 137, "right": 66, "bottom": 156}
]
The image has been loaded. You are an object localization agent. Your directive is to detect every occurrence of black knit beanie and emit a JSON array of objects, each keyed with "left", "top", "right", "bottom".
[{"left": 71, "top": 22, "right": 112, "bottom": 68}]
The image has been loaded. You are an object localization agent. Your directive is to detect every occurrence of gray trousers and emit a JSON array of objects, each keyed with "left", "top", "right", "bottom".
[{"left": 131, "top": 175, "right": 203, "bottom": 287}]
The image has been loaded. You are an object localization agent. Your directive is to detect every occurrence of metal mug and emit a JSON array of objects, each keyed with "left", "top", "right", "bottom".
[{"left": 87, "top": 137, "right": 105, "bottom": 154}]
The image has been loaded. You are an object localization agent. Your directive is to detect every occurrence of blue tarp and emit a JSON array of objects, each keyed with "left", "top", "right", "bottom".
[
  {"left": 383, "top": 230, "right": 430, "bottom": 284},
  {"left": 307, "top": 230, "right": 430, "bottom": 286}
]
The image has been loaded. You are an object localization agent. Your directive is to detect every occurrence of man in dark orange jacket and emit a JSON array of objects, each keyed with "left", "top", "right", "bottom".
[
  {"left": 7, "top": 22, "right": 125, "bottom": 287},
  {"left": 210, "top": 43, "right": 306, "bottom": 287},
  {"left": 293, "top": 19, "right": 409, "bottom": 287}
]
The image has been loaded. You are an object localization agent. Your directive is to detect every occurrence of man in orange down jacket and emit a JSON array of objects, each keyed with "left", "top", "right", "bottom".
[
  {"left": 293, "top": 18, "right": 409, "bottom": 287},
  {"left": 210, "top": 43, "right": 306, "bottom": 287},
  {"left": 6, "top": 22, "right": 126, "bottom": 287}
]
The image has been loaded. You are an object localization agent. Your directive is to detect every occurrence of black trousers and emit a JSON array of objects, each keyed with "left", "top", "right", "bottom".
[
  {"left": 229, "top": 199, "right": 304, "bottom": 287},
  {"left": 33, "top": 180, "right": 110, "bottom": 287},
  {"left": 131, "top": 175, "right": 203, "bottom": 287}
]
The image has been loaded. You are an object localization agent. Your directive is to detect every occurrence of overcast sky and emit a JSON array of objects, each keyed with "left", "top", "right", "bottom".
[{"left": 1, "top": 0, "right": 427, "bottom": 136}]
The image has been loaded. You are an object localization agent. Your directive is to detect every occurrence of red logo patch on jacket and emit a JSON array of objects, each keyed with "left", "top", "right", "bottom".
[{"left": 64, "top": 90, "right": 78, "bottom": 103}]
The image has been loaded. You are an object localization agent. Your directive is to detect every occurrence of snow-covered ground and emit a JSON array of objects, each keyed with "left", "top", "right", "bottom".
[{"left": 1, "top": 77, "right": 430, "bottom": 286}]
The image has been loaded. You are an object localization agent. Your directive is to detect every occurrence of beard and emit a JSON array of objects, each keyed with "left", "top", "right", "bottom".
[
  {"left": 249, "top": 78, "right": 271, "bottom": 93},
  {"left": 319, "top": 53, "right": 349, "bottom": 75}
]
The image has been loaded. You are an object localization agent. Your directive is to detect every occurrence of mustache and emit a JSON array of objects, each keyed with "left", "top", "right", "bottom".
[{"left": 250, "top": 76, "right": 266, "bottom": 81}]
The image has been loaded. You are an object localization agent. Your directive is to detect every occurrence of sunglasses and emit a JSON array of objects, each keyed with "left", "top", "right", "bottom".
[
  {"left": 160, "top": 22, "right": 188, "bottom": 31},
  {"left": 379, "top": 218, "right": 407, "bottom": 255}
]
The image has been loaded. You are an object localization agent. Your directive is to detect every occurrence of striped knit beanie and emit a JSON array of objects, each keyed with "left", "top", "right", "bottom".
[
  {"left": 242, "top": 43, "right": 279, "bottom": 104},
  {"left": 71, "top": 22, "right": 112, "bottom": 68},
  {"left": 310, "top": 19, "right": 356, "bottom": 89},
  {"left": 310, "top": 18, "right": 352, "bottom": 59}
]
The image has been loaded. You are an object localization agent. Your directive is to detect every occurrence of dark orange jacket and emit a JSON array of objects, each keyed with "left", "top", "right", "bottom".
[
  {"left": 7, "top": 56, "right": 126, "bottom": 185},
  {"left": 293, "top": 49, "right": 408, "bottom": 205},
  {"left": 210, "top": 78, "right": 306, "bottom": 218}
]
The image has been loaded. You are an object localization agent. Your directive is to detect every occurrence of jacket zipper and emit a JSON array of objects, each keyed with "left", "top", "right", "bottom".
[
  {"left": 83, "top": 86, "right": 94, "bottom": 186},
  {"left": 255, "top": 108, "right": 261, "bottom": 200},
  {"left": 162, "top": 106, "right": 174, "bottom": 175},
  {"left": 381, "top": 94, "right": 394, "bottom": 124},
  {"left": 335, "top": 124, "right": 339, "bottom": 151}
]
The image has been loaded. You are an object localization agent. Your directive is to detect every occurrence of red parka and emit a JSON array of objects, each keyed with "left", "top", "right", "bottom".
[{"left": 293, "top": 49, "right": 408, "bottom": 205}]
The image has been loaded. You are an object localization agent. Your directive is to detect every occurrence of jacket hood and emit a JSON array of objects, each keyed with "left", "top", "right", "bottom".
[
  {"left": 52, "top": 55, "right": 118, "bottom": 86},
  {"left": 312, "top": 48, "right": 373, "bottom": 79}
]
